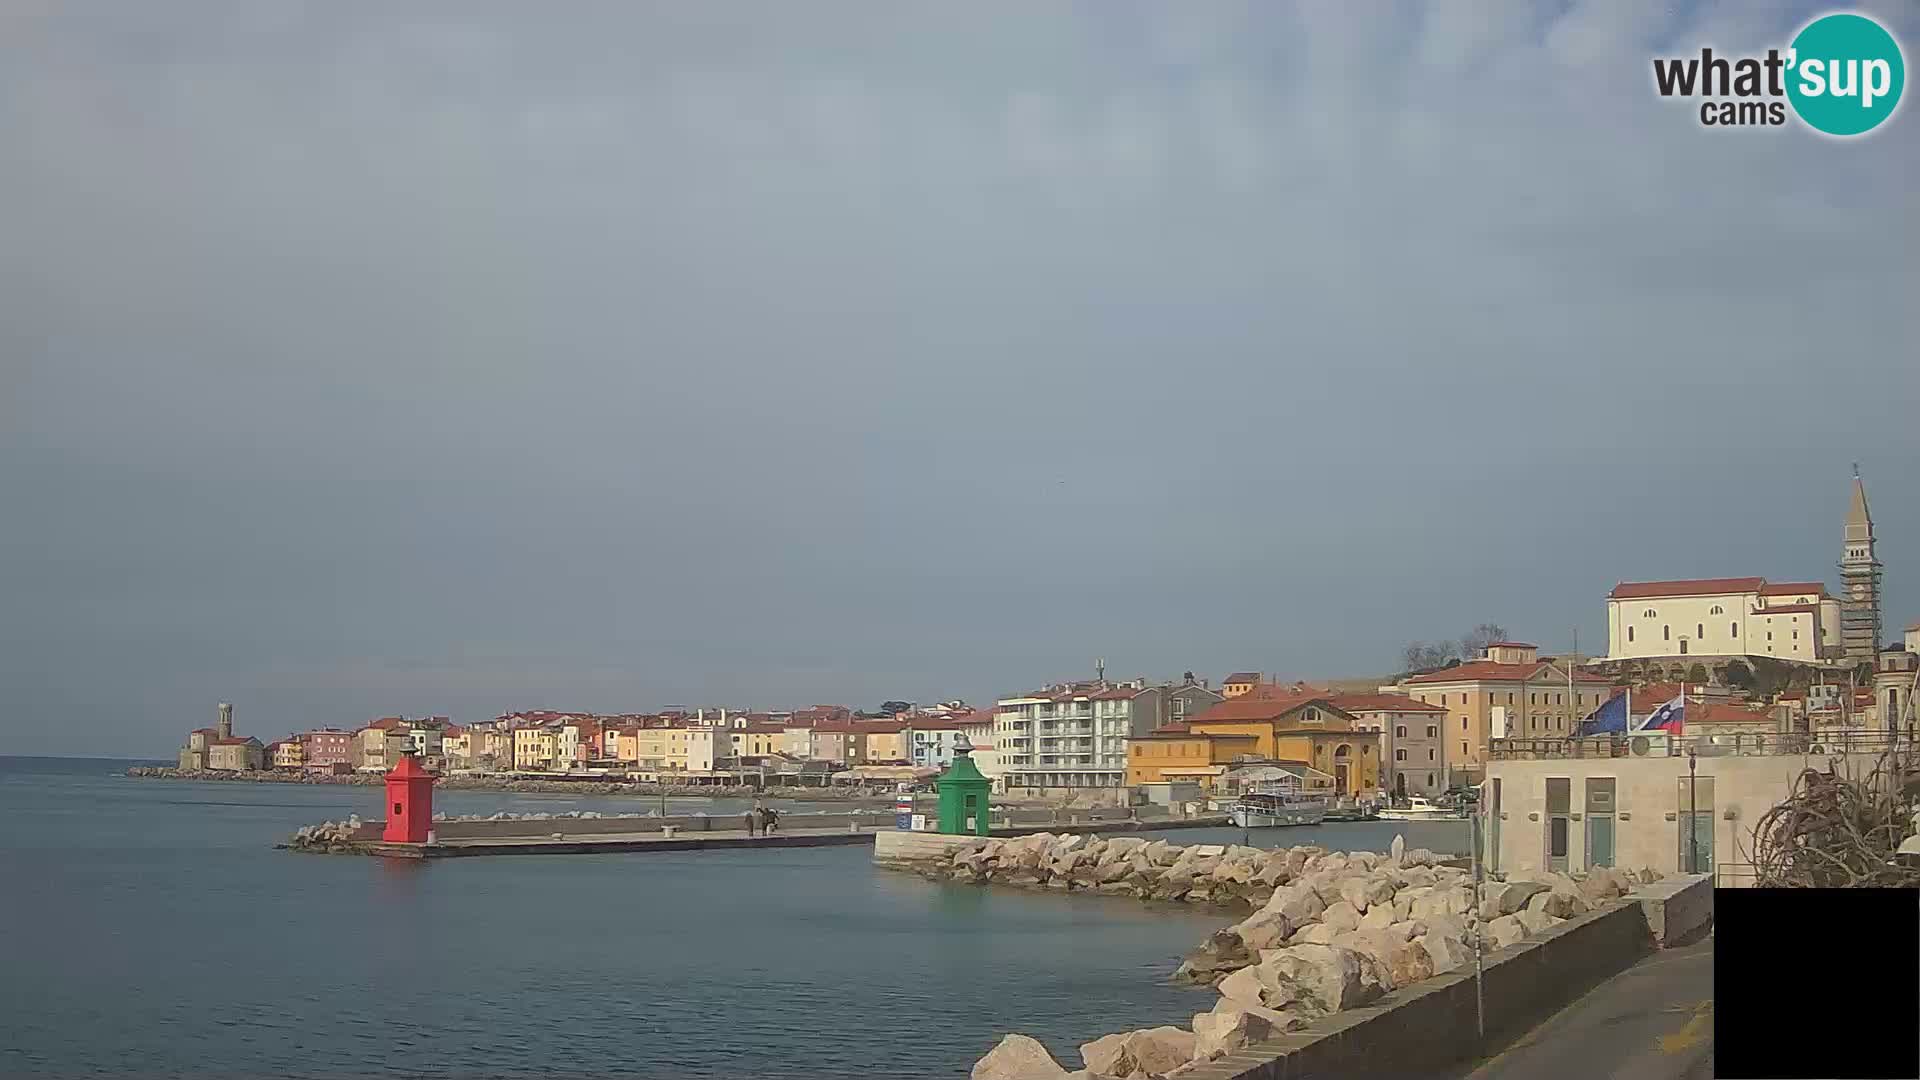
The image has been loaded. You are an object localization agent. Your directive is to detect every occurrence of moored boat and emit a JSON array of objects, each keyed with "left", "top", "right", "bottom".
[
  {"left": 1376, "top": 796, "right": 1468, "bottom": 821},
  {"left": 1227, "top": 786, "right": 1328, "bottom": 828}
]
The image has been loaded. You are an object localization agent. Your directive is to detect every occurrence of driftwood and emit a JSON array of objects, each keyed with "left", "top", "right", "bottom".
[{"left": 1749, "top": 749, "right": 1920, "bottom": 888}]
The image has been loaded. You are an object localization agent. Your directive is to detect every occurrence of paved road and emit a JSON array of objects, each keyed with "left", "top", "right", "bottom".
[{"left": 1446, "top": 933, "right": 1715, "bottom": 1080}]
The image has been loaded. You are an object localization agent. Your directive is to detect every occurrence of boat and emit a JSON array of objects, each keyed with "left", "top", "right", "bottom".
[
  {"left": 1376, "top": 796, "right": 1469, "bottom": 821},
  {"left": 1228, "top": 785, "right": 1329, "bottom": 828}
]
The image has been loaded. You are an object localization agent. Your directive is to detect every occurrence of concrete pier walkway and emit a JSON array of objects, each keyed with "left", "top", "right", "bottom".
[
  {"left": 301, "top": 814, "right": 1234, "bottom": 858},
  {"left": 1445, "top": 932, "right": 1715, "bottom": 1080}
]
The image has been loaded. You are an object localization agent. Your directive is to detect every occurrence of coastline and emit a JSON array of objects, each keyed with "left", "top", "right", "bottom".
[{"left": 123, "top": 765, "right": 902, "bottom": 802}]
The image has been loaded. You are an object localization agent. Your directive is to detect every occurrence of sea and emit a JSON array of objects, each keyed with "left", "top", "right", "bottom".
[{"left": 0, "top": 756, "right": 1471, "bottom": 1079}]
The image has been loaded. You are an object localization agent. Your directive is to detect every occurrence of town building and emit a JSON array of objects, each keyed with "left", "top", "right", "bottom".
[
  {"left": 176, "top": 703, "right": 264, "bottom": 771},
  {"left": 354, "top": 717, "right": 412, "bottom": 771},
  {"left": 269, "top": 739, "right": 303, "bottom": 770},
  {"left": 1399, "top": 643, "right": 1612, "bottom": 779},
  {"left": 298, "top": 729, "right": 354, "bottom": 772},
  {"left": 901, "top": 717, "right": 977, "bottom": 770},
  {"left": 1483, "top": 732, "right": 1888, "bottom": 884},
  {"left": 994, "top": 680, "right": 1142, "bottom": 791},
  {"left": 1129, "top": 677, "right": 1226, "bottom": 734},
  {"left": 1603, "top": 577, "right": 1842, "bottom": 668},
  {"left": 1875, "top": 646, "right": 1917, "bottom": 734},
  {"left": 1221, "top": 673, "right": 1262, "bottom": 699},
  {"left": 1128, "top": 689, "right": 1381, "bottom": 796},
  {"left": 1327, "top": 692, "right": 1448, "bottom": 797}
]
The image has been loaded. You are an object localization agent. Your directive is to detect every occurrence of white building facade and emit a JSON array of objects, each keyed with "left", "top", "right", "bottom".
[
  {"left": 1605, "top": 577, "right": 1842, "bottom": 664},
  {"left": 995, "top": 682, "right": 1141, "bottom": 791}
]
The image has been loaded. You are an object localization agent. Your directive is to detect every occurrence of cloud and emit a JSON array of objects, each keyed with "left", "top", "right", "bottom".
[{"left": 1, "top": 1, "right": 1914, "bottom": 753}]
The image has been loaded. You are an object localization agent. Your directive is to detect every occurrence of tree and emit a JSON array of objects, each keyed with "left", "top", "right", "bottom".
[
  {"left": 1402, "top": 640, "right": 1461, "bottom": 673},
  {"left": 1458, "top": 623, "right": 1510, "bottom": 662}
]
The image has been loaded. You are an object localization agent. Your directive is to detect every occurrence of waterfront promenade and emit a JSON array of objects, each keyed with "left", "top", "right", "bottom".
[{"left": 1445, "top": 932, "right": 1715, "bottom": 1080}]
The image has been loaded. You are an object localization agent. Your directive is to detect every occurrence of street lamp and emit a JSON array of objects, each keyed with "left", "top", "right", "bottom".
[{"left": 1685, "top": 744, "right": 1699, "bottom": 875}]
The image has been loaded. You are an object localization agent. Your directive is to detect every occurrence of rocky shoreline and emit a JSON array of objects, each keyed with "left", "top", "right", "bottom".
[
  {"left": 899, "top": 833, "right": 1663, "bottom": 1079},
  {"left": 123, "top": 766, "right": 889, "bottom": 802}
]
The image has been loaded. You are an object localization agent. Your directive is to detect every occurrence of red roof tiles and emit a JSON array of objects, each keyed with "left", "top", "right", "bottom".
[
  {"left": 1759, "top": 582, "right": 1826, "bottom": 597},
  {"left": 1329, "top": 693, "right": 1445, "bottom": 714},
  {"left": 1405, "top": 661, "right": 1610, "bottom": 685},
  {"left": 1610, "top": 577, "right": 1765, "bottom": 600}
]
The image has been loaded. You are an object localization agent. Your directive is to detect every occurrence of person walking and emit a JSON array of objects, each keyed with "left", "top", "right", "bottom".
[
  {"left": 743, "top": 807, "right": 759, "bottom": 837},
  {"left": 763, "top": 807, "right": 780, "bottom": 835}
]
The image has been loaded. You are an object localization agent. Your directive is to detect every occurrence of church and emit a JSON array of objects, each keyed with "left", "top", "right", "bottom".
[{"left": 1595, "top": 472, "right": 1883, "bottom": 689}]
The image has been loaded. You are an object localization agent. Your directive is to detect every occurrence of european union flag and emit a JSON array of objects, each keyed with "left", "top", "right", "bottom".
[{"left": 1577, "top": 692, "right": 1629, "bottom": 735}]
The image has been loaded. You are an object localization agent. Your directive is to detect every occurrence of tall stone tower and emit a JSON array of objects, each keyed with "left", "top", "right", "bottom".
[
  {"left": 1839, "top": 468, "right": 1883, "bottom": 664},
  {"left": 217, "top": 702, "right": 233, "bottom": 741}
]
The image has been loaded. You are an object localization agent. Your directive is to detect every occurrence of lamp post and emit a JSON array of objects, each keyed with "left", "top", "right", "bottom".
[{"left": 1686, "top": 744, "right": 1699, "bottom": 875}]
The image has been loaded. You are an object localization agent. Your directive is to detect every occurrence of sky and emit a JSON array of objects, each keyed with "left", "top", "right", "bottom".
[{"left": 2, "top": 1, "right": 1916, "bottom": 756}]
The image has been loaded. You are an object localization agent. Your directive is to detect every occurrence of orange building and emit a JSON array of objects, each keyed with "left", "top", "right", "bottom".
[{"left": 1128, "top": 690, "right": 1381, "bottom": 795}]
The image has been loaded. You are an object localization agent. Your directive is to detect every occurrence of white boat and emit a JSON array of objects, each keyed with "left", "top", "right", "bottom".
[
  {"left": 1228, "top": 788, "right": 1328, "bottom": 828},
  {"left": 1376, "top": 796, "right": 1468, "bottom": 821}
]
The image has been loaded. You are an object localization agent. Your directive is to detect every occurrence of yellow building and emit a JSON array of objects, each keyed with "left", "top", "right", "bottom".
[
  {"left": 1400, "top": 642, "right": 1612, "bottom": 775},
  {"left": 729, "top": 725, "right": 786, "bottom": 758},
  {"left": 1221, "top": 673, "right": 1262, "bottom": 699},
  {"left": 1128, "top": 690, "right": 1382, "bottom": 795},
  {"left": 513, "top": 726, "right": 559, "bottom": 771},
  {"left": 270, "top": 739, "right": 304, "bottom": 770},
  {"left": 1126, "top": 730, "right": 1260, "bottom": 787},
  {"left": 853, "top": 721, "right": 909, "bottom": 763}
]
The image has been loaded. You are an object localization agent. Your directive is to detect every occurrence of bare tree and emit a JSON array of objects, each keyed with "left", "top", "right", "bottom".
[
  {"left": 1402, "top": 640, "right": 1461, "bottom": 673},
  {"left": 1458, "top": 622, "right": 1510, "bottom": 661}
]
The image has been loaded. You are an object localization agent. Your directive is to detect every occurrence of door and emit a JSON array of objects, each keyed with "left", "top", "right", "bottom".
[
  {"left": 1677, "top": 775, "right": 1714, "bottom": 874},
  {"left": 1546, "top": 777, "right": 1571, "bottom": 873},
  {"left": 1585, "top": 777, "right": 1616, "bottom": 869}
]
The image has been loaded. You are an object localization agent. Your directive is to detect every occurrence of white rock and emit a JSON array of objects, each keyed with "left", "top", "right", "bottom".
[
  {"left": 1515, "top": 908, "right": 1560, "bottom": 936},
  {"left": 1265, "top": 943, "right": 1380, "bottom": 1013},
  {"left": 1480, "top": 881, "right": 1550, "bottom": 917},
  {"left": 1487, "top": 914, "right": 1527, "bottom": 949},
  {"left": 1264, "top": 882, "right": 1327, "bottom": 926},
  {"left": 1418, "top": 932, "right": 1469, "bottom": 975},
  {"left": 1191, "top": 1008, "right": 1274, "bottom": 1060},
  {"left": 973, "top": 1034, "right": 1069, "bottom": 1080},
  {"left": 1081, "top": 1027, "right": 1197, "bottom": 1078},
  {"left": 1390, "top": 834, "right": 1406, "bottom": 865},
  {"left": 1320, "top": 900, "right": 1363, "bottom": 933},
  {"left": 1234, "top": 911, "right": 1293, "bottom": 952}
]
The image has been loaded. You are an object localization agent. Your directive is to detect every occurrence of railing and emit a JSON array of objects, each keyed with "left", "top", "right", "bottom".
[
  {"left": 1716, "top": 861, "right": 1759, "bottom": 888},
  {"left": 1488, "top": 730, "right": 1904, "bottom": 760}
]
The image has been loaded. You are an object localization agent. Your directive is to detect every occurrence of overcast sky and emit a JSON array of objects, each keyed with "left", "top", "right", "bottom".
[{"left": 3, "top": 1, "right": 1915, "bottom": 756}]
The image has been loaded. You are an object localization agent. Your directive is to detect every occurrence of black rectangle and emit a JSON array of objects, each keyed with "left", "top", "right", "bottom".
[{"left": 1717, "top": 888, "right": 1919, "bottom": 1079}]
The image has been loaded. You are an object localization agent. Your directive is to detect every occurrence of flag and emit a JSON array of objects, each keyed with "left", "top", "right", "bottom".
[
  {"left": 1577, "top": 691, "right": 1629, "bottom": 735},
  {"left": 1637, "top": 695, "right": 1685, "bottom": 733}
]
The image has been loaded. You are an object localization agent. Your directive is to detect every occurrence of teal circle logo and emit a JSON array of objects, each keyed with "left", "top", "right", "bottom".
[{"left": 1786, "top": 13, "right": 1905, "bottom": 136}]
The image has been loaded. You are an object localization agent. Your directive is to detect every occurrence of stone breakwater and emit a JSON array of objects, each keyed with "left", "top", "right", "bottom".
[
  {"left": 897, "top": 833, "right": 1664, "bottom": 1080},
  {"left": 124, "top": 766, "right": 882, "bottom": 801}
]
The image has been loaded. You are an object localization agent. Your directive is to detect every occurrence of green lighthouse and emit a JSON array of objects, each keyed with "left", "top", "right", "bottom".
[{"left": 935, "top": 746, "right": 992, "bottom": 836}]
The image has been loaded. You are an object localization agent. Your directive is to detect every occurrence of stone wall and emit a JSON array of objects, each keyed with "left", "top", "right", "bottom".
[{"left": 958, "top": 833, "right": 1671, "bottom": 1079}]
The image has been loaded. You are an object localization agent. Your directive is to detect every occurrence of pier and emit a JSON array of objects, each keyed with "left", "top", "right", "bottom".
[{"left": 283, "top": 810, "right": 1234, "bottom": 858}]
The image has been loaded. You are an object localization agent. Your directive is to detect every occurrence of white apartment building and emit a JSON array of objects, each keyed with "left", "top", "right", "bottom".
[{"left": 994, "top": 682, "right": 1141, "bottom": 790}]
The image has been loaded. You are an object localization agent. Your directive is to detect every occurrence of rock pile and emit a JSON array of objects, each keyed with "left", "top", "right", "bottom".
[
  {"left": 966, "top": 835, "right": 1663, "bottom": 1079},
  {"left": 286, "top": 818, "right": 367, "bottom": 852}
]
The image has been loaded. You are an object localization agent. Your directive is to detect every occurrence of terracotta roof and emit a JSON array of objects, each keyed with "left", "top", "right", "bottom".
[
  {"left": 851, "top": 719, "right": 909, "bottom": 734},
  {"left": 210, "top": 736, "right": 260, "bottom": 746},
  {"left": 1187, "top": 692, "right": 1335, "bottom": 724},
  {"left": 1405, "top": 661, "right": 1609, "bottom": 685},
  {"left": 1759, "top": 582, "right": 1826, "bottom": 597},
  {"left": 1487, "top": 641, "right": 1537, "bottom": 649},
  {"left": 1689, "top": 703, "right": 1775, "bottom": 726},
  {"left": 1223, "top": 673, "right": 1262, "bottom": 684},
  {"left": 1329, "top": 693, "right": 1445, "bottom": 714},
  {"left": 1610, "top": 577, "right": 1765, "bottom": 600}
]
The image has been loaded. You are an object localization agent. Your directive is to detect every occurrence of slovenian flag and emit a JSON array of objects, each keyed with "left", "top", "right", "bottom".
[
  {"left": 1637, "top": 695, "right": 1685, "bottom": 733},
  {"left": 1577, "top": 691, "right": 1630, "bottom": 735}
]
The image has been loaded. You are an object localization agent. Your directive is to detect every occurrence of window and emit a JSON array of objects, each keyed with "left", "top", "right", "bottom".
[
  {"left": 1696, "top": 623, "right": 1704, "bottom": 639},
  {"left": 1793, "top": 629, "right": 1799, "bottom": 640},
  {"left": 1395, "top": 725, "right": 1408, "bottom": 738},
  {"left": 1663, "top": 625, "right": 1671, "bottom": 641},
  {"left": 1644, "top": 608, "right": 1657, "bottom": 618},
  {"left": 1428, "top": 749, "right": 1436, "bottom": 760},
  {"left": 1709, "top": 605, "right": 1724, "bottom": 615},
  {"left": 1461, "top": 717, "right": 1468, "bottom": 730},
  {"left": 1507, "top": 693, "right": 1515, "bottom": 705},
  {"left": 1628, "top": 627, "right": 1635, "bottom": 642},
  {"left": 1530, "top": 693, "right": 1537, "bottom": 705},
  {"left": 1426, "top": 725, "right": 1438, "bottom": 738},
  {"left": 1768, "top": 631, "right": 1773, "bottom": 641},
  {"left": 1730, "top": 622, "right": 1737, "bottom": 638},
  {"left": 1395, "top": 749, "right": 1407, "bottom": 761},
  {"left": 1461, "top": 740, "right": 1468, "bottom": 757}
]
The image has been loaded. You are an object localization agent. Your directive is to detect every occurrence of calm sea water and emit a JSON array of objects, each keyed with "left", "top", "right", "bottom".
[{"left": 0, "top": 756, "right": 1468, "bottom": 1079}]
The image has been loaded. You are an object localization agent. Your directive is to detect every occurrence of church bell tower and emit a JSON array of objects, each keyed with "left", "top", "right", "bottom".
[{"left": 1839, "top": 467, "right": 1883, "bottom": 665}]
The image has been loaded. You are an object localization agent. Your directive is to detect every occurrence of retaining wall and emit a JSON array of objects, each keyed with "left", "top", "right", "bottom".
[
  {"left": 1633, "top": 873, "right": 1714, "bottom": 946},
  {"left": 1180, "top": 899, "right": 1658, "bottom": 1080}
]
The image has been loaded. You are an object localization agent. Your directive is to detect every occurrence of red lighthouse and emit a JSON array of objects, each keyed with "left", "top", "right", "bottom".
[{"left": 382, "top": 750, "right": 436, "bottom": 844}]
